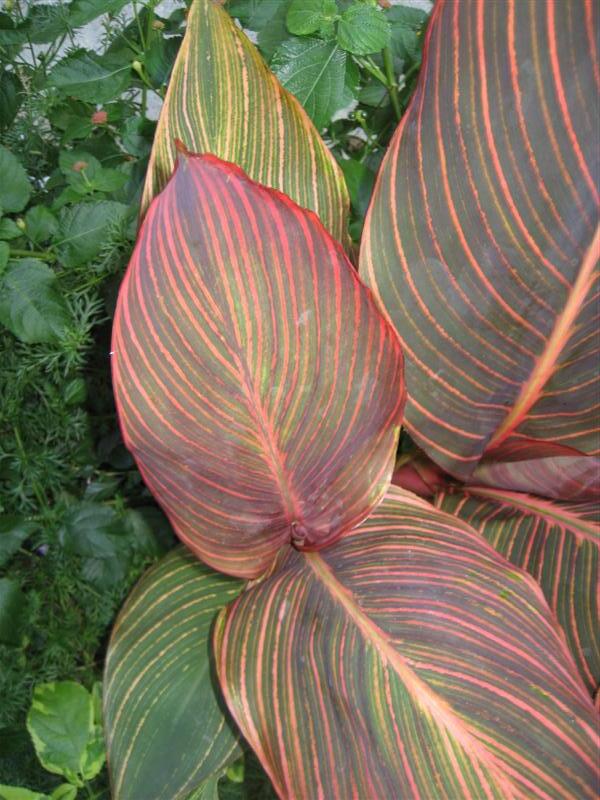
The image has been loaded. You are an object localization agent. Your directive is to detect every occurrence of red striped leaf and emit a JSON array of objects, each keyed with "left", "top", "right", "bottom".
[
  {"left": 436, "top": 486, "right": 600, "bottom": 695},
  {"left": 360, "top": 0, "right": 600, "bottom": 479},
  {"left": 215, "top": 486, "right": 599, "bottom": 799},
  {"left": 112, "top": 152, "right": 404, "bottom": 578},
  {"left": 141, "top": 0, "right": 349, "bottom": 246}
]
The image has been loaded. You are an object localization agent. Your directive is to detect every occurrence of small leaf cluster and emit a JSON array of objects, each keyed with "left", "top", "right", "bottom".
[{"left": 228, "top": 0, "right": 430, "bottom": 239}]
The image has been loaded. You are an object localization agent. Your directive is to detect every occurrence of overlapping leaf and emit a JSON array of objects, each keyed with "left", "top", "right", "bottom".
[
  {"left": 360, "top": 0, "right": 600, "bottom": 479},
  {"left": 140, "top": 0, "right": 349, "bottom": 245},
  {"left": 113, "top": 152, "right": 404, "bottom": 577},
  {"left": 103, "top": 547, "right": 243, "bottom": 800},
  {"left": 215, "top": 486, "right": 599, "bottom": 799},
  {"left": 437, "top": 486, "right": 600, "bottom": 695}
]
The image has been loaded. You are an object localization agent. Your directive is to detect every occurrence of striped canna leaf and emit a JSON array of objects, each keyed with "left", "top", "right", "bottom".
[
  {"left": 140, "top": 0, "right": 349, "bottom": 245},
  {"left": 103, "top": 547, "right": 244, "bottom": 800},
  {"left": 360, "top": 0, "right": 600, "bottom": 479},
  {"left": 215, "top": 486, "right": 599, "bottom": 800},
  {"left": 471, "top": 440, "right": 600, "bottom": 501},
  {"left": 436, "top": 486, "right": 600, "bottom": 696},
  {"left": 112, "top": 150, "right": 404, "bottom": 578}
]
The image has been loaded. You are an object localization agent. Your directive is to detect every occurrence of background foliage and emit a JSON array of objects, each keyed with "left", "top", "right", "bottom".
[{"left": 0, "top": 0, "right": 429, "bottom": 795}]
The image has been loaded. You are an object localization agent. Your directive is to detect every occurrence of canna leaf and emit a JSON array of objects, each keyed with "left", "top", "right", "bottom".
[
  {"left": 436, "top": 485, "right": 600, "bottom": 696},
  {"left": 471, "top": 440, "right": 600, "bottom": 501},
  {"left": 215, "top": 486, "right": 599, "bottom": 800},
  {"left": 112, "top": 151, "right": 404, "bottom": 577},
  {"left": 360, "top": 0, "right": 600, "bottom": 479},
  {"left": 141, "top": 0, "right": 349, "bottom": 245},
  {"left": 103, "top": 547, "right": 244, "bottom": 800}
]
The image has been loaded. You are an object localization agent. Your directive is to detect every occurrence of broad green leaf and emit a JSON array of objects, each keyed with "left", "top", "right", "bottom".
[
  {"left": 271, "top": 38, "right": 347, "bottom": 130},
  {"left": 59, "top": 150, "right": 126, "bottom": 196},
  {"left": 228, "top": 0, "right": 287, "bottom": 32},
  {"left": 24, "top": 207, "right": 59, "bottom": 246},
  {"left": 0, "top": 260, "right": 70, "bottom": 344},
  {"left": 0, "top": 788, "right": 49, "bottom": 800},
  {"left": 113, "top": 153, "right": 404, "bottom": 577},
  {"left": 256, "top": 2, "right": 292, "bottom": 60},
  {"left": 27, "top": 682, "right": 104, "bottom": 785},
  {"left": 0, "top": 146, "right": 30, "bottom": 212},
  {"left": 388, "top": 4, "right": 428, "bottom": 65},
  {"left": 215, "top": 486, "right": 599, "bottom": 799},
  {"left": 0, "top": 578, "right": 26, "bottom": 645},
  {"left": 0, "top": 71, "right": 22, "bottom": 131},
  {"left": 337, "top": 3, "right": 390, "bottom": 55},
  {"left": 286, "top": 0, "right": 338, "bottom": 36},
  {"left": 104, "top": 547, "right": 244, "bottom": 800},
  {"left": 68, "top": 0, "right": 129, "bottom": 28},
  {"left": 360, "top": 1, "right": 600, "bottom": 479},
  {"left": 141, "top": 0, "right": 348, "bottom": 244},
  {"left": 0, "top": 515, "right": 35, "bottom": 567},
  {"left": 57, "top": 200, "right": 129, "bottom": 267},
  {"left": 48, "top": 50, "right": 131, "bottom": 104},
  {"left": 437, "top": 486, "right": 600, "bottom": 695}
]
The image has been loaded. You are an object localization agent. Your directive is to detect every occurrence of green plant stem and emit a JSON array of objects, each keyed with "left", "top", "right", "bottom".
[
  {"left": 9, "top": 248, "right": 55, "bottom": 261},
  {"left": 382, "top": 47, "right": 402, "bottom": 121},
  {"left": 359, "top": 56, "right": 388, "bottom": 88}
]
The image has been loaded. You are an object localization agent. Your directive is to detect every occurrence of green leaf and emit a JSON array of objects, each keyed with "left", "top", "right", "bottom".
[
  {"left": 0, "top": 578, "right": 26, "bottom": 645},
  {"left": 57, "top": 503, "right": 130, "bottom": 591},
  {"left": 271, "top": 38, "right": 347, "bottom": 129},
  {"left": 48, "top": 50, "right": 132, "bottom": 104},
  {"left": 24, "top": 206, "right": 59, "bottom": 245},
  {"left": 59, "top": 151, "right": 126, "bottom": 196},
  {"left": 68, "top": 0, "right": 129, "bottom": 28},
  {"left": 57, "top": 200, "right": 129, "bottom": 267},
  {"left": 0, "top": 515, "right": 35, "bottom": 567},
  {"left": 286, "top": 0, "right": 338, "bottom": 36},
  {"left": 0, "top": 242, "right": 8, "bottom": 274},
  {"left": 337, "top": 3, "right": 390, "bottom": 55},
  {"left": 20, "top": 4, "right": 68, "bottom": 44},
  {"left": 49, "top": 786, "right": 77, "bottom": 800},
  {"left": 0, "top": 71, "right": 22, "bottom": 131},
  {"left": 27, "top": 682, "right": 104, "bottom": 785},
  {"left": 144, "top": 32, "right": 181, "bottom": 87},
  {"left": 0, "top": 259, "right": 70, "bottom": 344},
  {"left": 388, "top": 5, "right": 427, "bottom": 65},
  {"left": 0, "top": 787, "right": 50, "bottom": 800},
  {"left": 0, "top": 146, "right": 31, "bottom": 212},
  {"left": 104, "top": 547, "right": 244, "bottom": 800},
  {"left": 0, "top": 218, "right": 23, "bottom": 240}
]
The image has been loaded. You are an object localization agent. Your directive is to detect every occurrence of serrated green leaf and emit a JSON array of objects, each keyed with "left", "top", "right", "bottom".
[
  {"left": 0, "top": 71, "right": 22, "bottom": 131},
  {"left": 0, "top": 259, "right": 70, "bottom": 343},
  {"left": 57, "top": 200, "right": 129, "bottom": 267},
  {"left": 337, "top": 3, "right": 390, "bottom": 55},
  {"left": 27, "top": 682, "right": 104, "bottom": 785},
  {"left": 271, "top": 38, "right": 347, "bottom": 129},
  {"left": 0, "top": 515, "right": 35, "bottom": 567},
  {"left": 286, "top": 0, "right": 338, "bottom": 36},
  {"left": 0, "top": 578, "right": 26, "bottom": 645},
  {"left": 68, "top": 0, "right": 129, "bottom": 28},
  {"left": 0, "top": 146, "right": 30, "bottom": 212},
  {"left": 48, "top": 50, "right": 131, "bottom": 104}
]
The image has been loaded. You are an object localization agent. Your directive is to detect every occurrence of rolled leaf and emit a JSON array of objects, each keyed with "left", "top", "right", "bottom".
[
  {"left": 103, "top": 547, "right": 244, "bottom": 800},
  {"left": 215, "top": 486, "right": 599, "bottom": 799},
  {"left": 472, "top": 440, "right": 600, "bottom": 501},
  {"left": 141, "top": 0, "right": 349, "bottom": 245},
  {"left": 436, "top": 486, "right": 600, "bottom": 696},
  {"left": 360, "top": 0, "right": 600, "bottom": 479},
  {"left": 112, "top": 152, "right": 404, "bottom": 578}
]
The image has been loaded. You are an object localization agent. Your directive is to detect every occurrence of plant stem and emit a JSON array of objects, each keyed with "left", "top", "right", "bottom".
[
  {"left": 9, "top": 248, "right": 55, "bottom": 261},
  {"left": 383, "top": 47, "right": 402, "bottom": 121}
]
